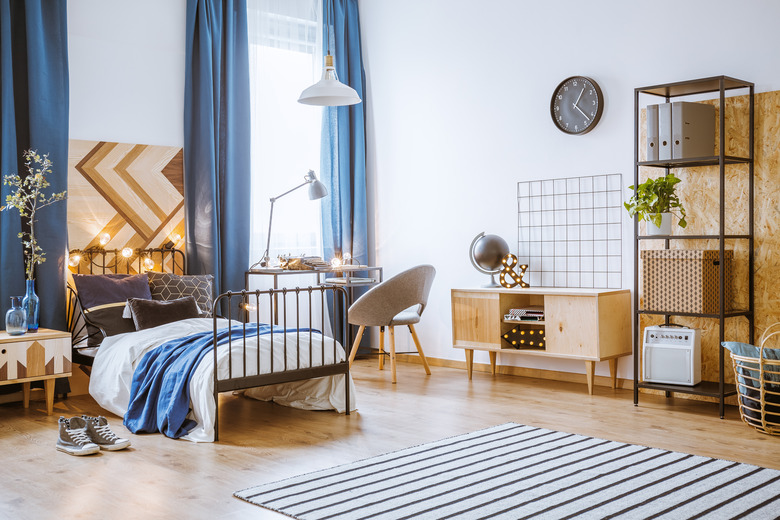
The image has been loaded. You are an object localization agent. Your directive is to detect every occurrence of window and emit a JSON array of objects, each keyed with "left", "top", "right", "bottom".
[{"left": 247, "top": 0, "right": 323, "bottom": 266}]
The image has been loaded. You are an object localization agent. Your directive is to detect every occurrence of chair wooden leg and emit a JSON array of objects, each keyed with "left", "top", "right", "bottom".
[
  {"left": 389, "top": 326, "right": 397, "bottom": 384},
  {"left": 348, "top": 325, "right": 365, "bottom": 368},
  {"left": 378, "top": 326, "right": 385, "bottom": 371},
  {"left": 408, "top": 324, "right": 431, "bottom": 375}
]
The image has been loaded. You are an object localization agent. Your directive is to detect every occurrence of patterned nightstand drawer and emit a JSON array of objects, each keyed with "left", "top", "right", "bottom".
[
  {"left": 0, "top": 331, "right": 71, "bottom": 381},
  {"left": 0, "top": 329, "right": 72, "bottom": 415}
]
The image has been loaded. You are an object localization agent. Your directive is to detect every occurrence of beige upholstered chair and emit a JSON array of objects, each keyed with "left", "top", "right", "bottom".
[{"left": 347, "top": 265, "right": 435, "bottom": 383}]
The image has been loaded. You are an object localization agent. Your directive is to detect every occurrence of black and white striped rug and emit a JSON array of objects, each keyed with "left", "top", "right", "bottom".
[{"left": 234, "top": 423, "right": 780, "bottom": 519}]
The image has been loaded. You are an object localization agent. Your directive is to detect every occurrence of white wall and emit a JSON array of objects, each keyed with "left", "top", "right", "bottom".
[
  {"left": 68, "top": 0, "right": 187, "bottom": 147},
  {"left": 358, "top": 0, "right": 780, "bottom": 379}
]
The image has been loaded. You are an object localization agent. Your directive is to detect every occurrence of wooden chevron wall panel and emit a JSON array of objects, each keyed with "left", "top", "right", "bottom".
[{"left": 67, "top": 140, "right": 185, "bottom": 270}]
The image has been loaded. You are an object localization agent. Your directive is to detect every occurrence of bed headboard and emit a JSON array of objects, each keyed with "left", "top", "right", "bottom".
[{"left": 67, "top": 247, "right": 186, "bottom": 363}]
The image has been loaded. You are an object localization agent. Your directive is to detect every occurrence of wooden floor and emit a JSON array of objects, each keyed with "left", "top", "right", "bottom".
[{"left": 1, "top": 359, "right": 779, "bottom": 519}]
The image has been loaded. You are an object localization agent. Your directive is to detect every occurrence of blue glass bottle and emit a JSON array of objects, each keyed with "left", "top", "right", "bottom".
[
  {"left": 21, "top": 279, "right": 39, "bottom": 332},
  {"left": 5, "top": 296, "right": 27, "bottom": 335}
]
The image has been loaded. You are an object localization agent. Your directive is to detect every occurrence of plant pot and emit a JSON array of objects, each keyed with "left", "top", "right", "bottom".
[{"left": 647, "top": 213, "right": 672, "bottom": 236}]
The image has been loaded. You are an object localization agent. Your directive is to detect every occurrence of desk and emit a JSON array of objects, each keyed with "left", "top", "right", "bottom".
[{"left": 245, "top": 265, "right": 383, "bottom": 349}]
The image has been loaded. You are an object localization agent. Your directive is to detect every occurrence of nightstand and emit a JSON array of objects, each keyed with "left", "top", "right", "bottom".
[{"left": 0, "top": 329, "right": 72, "bottom": 415}]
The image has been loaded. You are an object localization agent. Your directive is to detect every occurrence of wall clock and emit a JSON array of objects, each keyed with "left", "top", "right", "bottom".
[{"left": 550, "top": 76, "right": 604, "bottom": 135}]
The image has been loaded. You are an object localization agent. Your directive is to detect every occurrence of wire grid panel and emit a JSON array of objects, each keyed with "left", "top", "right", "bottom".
[{"left": 517, "top": 174, "right": 623, "bottom": 289}]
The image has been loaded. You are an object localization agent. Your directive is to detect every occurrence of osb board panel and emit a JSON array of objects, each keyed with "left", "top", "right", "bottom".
[
  {"left": 67, "top": 140, "right": 185, "bottom": 272},
  {"left": 638, "top": 90, "right": 780, "bottom": 403}
]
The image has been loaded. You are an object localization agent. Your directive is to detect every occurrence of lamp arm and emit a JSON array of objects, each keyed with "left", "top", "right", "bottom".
[
  {"left": 251, "top": 171, "right": 318, "bottom": 269},
  {"left": 269, "top": 180, "right": 308, "bottom": 202}
]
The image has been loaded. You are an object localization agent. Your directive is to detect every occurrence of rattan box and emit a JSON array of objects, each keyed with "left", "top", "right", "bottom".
[{"left": 641, "top": 249, "right": 733, "bottom": 314}]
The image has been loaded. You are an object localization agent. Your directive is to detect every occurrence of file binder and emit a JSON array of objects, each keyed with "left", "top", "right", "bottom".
[
  {"left": 672, "top": 102, "right": 716, "bottom": 159},
  {"left": 658, "top": 103, "right": 672, "bottom": 160},
  {"left": 646, "top": 104, "right": 659, "bottom": 161}
]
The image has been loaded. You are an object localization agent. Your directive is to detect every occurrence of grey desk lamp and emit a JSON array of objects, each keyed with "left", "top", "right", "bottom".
[{"left": 252, "top": 170, "right": 328, "bottom": 269}]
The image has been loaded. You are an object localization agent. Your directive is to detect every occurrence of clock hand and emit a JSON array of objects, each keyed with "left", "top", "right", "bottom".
[
  {"left": 573, "top": 104, "right": 591, "bottom": 120},
  {"left": 574, "top": 86, "right": 585, "bottom": 107}
]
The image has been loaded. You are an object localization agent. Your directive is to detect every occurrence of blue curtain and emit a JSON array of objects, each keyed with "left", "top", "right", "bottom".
[
  {"left": 320, "top": 0, "right": 367, "bottom": 266},
  {"left": 0, "top": 0, "right": 69, "bottom": 331},
  {"left": 319, "top": 0, "right": 368, "bottom": 349},
  {"left": 184, "top": 0, "right": 251, "bottom": 311}
]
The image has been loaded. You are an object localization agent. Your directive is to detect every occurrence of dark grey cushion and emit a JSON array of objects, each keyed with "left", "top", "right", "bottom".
[
  {"left": 72, "top": 273, "right": 152, "bottom": 344},
  {"left": 147, "top": 272, "right": 214, "bottom": 316},
  {"left": 128, "top": 296, "right": 202, "bottom": 331}
]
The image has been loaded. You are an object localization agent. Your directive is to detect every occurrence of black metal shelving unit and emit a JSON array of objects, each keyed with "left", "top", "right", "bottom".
[{"left": 632, "top": 75, "right": 754, "bottom": 418}]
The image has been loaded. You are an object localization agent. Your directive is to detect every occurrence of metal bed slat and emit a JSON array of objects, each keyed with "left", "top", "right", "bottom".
[{"left": 212, "top": 285, "right": 350, "bottom": 441}]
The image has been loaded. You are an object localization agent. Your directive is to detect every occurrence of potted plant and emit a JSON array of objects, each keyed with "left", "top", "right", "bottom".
[
  {"left": 1, "top": 150, "right": 66, "bottom": 332},
  {"left": 624, "top": 173, "right": 687, "bottom": 235}
]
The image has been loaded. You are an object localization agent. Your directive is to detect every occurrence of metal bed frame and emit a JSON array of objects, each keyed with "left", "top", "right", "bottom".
[
  {"left": 66, "top": 247, "right": 185, "bottom": 369},
  {"left": 66, "top": 247, "right": 351, "bottom": 441},
  {"left": 212, "top": 286, "right": 350, "bottom": 441}
]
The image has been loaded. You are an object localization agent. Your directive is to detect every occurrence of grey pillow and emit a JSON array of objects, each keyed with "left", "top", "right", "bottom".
[
  {"left": 146, "top": 272, "right": 214, "bottom": 316},
  {"left": 128, "top": 296, "right": 202, "bottom": 331}
]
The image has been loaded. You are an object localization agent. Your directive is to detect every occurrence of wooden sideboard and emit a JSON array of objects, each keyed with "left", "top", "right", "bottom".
[{"left": 451, "top": 287, "right": 631, "bottom": 394}]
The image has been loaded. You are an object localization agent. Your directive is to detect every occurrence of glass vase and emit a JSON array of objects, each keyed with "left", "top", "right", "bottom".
[
  {"left": 5, "top": 296, "right": 27, "bottom": 335},
  {"left": 21, "top": 279, "right": 39, "bottom": 333}
]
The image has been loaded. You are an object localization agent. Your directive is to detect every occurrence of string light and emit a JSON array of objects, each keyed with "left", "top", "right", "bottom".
[
  {"left": 121, "top": 247, "right": 133, "bottom": 258},
  {"left": 330, "top": 257, "right": 342, "bottom": 267},
  {"left": 99, "top": 233, "right": 111, "bottom": 246},
  {"left": 68, "top": 253, "right": 81, "bottom": 267},
  {"left": 143, "top": 257, "right": 155, "bottom": 270}
]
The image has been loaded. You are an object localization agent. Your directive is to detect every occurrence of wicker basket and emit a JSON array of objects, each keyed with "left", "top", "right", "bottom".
[{"left": 729, "top": 323, "right": 780, "bottom": 436}]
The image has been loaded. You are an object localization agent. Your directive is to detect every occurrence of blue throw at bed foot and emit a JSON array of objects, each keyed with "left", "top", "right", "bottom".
[{"left": 124, "top": 324, "right": 304, "bottom": 439}]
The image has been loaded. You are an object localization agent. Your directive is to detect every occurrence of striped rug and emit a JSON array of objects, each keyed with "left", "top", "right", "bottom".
[{"left": 234, "top": 423, "right": 780, "bottom": 519}]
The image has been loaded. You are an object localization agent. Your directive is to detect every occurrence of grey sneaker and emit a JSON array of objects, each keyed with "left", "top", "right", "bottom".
[
  {"left": 57, "top": 416, "right": 100, "bottom": 456},
  {"left": 81, "top": 415, "right": 131, "bottom": 451}
]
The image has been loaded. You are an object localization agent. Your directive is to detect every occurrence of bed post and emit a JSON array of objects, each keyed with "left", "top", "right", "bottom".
[
  {"left": 339, "top": 286, "right": 350, "bottom": 416},
  {"left": 213, "top": 293, "right": 222, "bottom": 442}
]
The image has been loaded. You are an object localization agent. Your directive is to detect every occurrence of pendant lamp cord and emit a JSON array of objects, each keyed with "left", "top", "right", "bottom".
[{"left": 325, "top": 2, "right": 330, "bottom": 56}]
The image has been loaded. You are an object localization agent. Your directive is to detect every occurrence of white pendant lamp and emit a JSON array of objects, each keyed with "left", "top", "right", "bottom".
[
  {"left": 298, "top": 7, "right": 361, "bottom": 107},
  {"left": 298, "top": 54, "right": 361, "bottom": 106}
]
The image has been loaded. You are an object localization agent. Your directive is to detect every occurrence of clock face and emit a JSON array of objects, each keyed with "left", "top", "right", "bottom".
[{"left": 550, "top": 76, "right": 604, "bottom": 135}]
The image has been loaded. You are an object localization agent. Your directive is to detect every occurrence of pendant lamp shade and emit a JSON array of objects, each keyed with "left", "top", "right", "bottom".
[{"left": 298, "top": 55, "right": 361, "bottom": 106}]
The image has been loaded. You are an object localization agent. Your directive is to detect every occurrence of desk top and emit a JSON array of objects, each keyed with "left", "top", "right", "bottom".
[{"left": 247, "top": 265, "right": 381, "bottom": 275}]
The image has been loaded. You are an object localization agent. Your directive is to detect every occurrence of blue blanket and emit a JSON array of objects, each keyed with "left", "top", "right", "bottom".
[{"left": 124, "top": 323, "right": 301, "bottom": 439}]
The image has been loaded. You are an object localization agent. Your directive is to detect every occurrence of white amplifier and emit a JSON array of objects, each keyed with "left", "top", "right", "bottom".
[{"left": 642, "top": 325, "right": 701, "bottom": 386}]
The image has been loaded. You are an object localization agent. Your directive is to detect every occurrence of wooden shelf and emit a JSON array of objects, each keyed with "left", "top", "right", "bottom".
[
  {"left": 502, "top": 319, "right": 545, "bottom": 325},
  {"left": 638, "top": 155, "right": 750, "bottom": 168},
  {"left": 637, "top": 309, "right": 750, "bottom": 319},
  {"left": 636, "top": 75, "right": 753, "bottom": 98},
  {"left": 637, "top": 234, "right": 751, "bottom": 240},
  {"left": 638, "top": 380, "right": 738, "bottom": 398},
  {"left": 632, "top": 75, "right": 754, "bottom": 418}
]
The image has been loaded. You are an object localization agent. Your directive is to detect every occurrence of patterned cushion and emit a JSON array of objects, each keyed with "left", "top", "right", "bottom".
[
  {"left": 72, "top": 273, "right": 152, "bottom": 345},
  {"left": 128, "top": 296, "right": 202, "bottom": 330},
  {"left": 146, "top": 272, "right": 214, "bottom": 316}
]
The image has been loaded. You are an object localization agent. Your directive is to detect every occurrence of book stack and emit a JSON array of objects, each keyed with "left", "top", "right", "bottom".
[{"left": 504, "top": 306, "right": 545, "bottom": 322}]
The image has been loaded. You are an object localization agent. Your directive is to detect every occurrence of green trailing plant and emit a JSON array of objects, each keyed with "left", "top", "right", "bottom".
[
  {"left": 1, "top": 150, "right": 67, "bottom": 280},
  {"left": 624, "top": 173, "right": 687, "bottom": 229}
]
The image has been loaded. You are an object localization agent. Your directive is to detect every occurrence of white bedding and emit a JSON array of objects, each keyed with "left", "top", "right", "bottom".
[{"left": 89, "top": 317, "right": 356, "bottom": 442}]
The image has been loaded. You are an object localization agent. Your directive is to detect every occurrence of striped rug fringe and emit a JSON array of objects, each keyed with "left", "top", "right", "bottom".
[{"left": 234, "top": 423, "right": 780, "bottom": 519}]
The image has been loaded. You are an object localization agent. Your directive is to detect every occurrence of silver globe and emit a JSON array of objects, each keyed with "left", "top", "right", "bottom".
[{"left": 470, "top": 232, "right": 510, "bottom": 287}]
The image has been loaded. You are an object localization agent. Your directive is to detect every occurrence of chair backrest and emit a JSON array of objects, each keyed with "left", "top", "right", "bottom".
[{"left": 348, "top": 264, "right": 436, "bottom": 326}]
